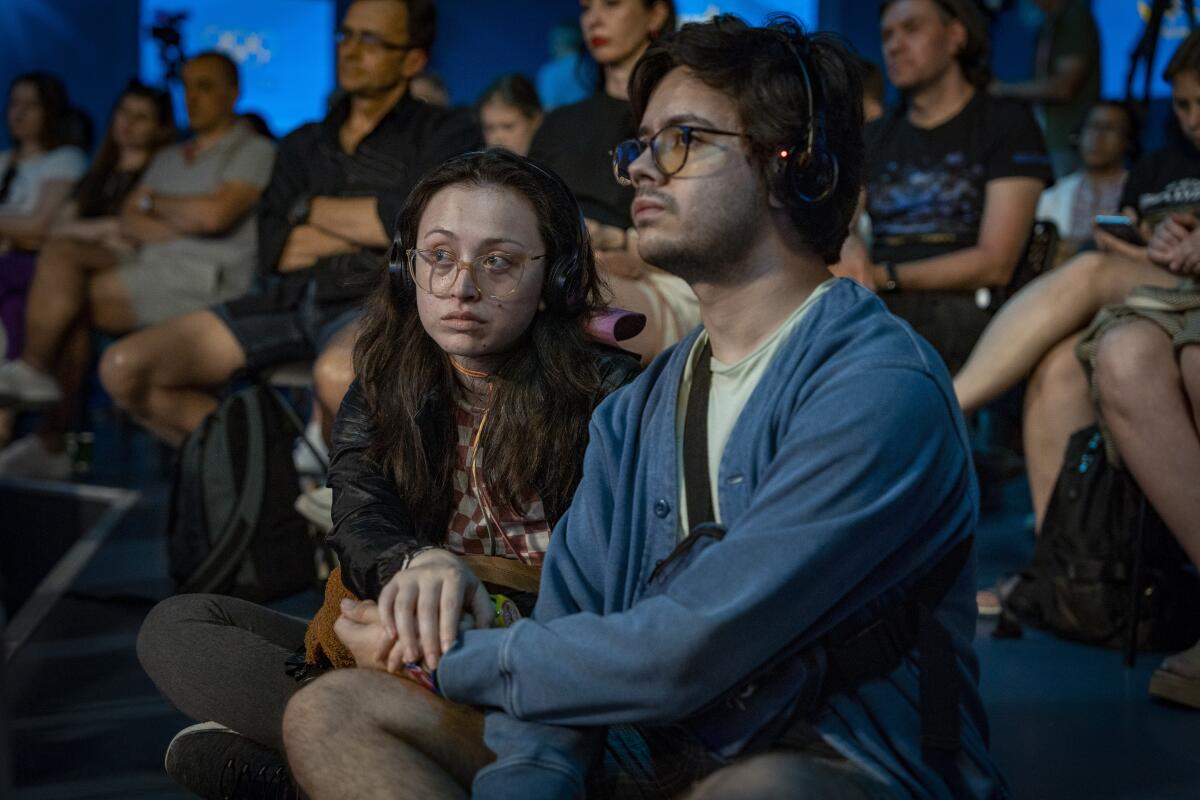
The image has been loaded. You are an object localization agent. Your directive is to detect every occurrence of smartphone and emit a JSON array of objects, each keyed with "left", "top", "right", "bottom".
[{"left": 1095, "top": 214, "right": 1146, "bottom": 246}]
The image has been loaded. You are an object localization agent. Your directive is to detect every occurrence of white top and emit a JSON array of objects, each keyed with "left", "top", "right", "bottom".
[
  {"left": 0, "top": 146, "right": 87, "bottom": 215},
  {"left": 674, "top": 278, "right": 836, "bottom": 538}
]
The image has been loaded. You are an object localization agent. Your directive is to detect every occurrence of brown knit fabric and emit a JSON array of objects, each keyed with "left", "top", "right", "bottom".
[{"left": 304, "top": 566, "right": 358, "bottom": 669}]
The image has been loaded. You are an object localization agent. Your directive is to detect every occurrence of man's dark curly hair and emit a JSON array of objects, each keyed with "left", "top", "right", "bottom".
[{"left": 628, "top": 14, "right": 864, "bottom": 264}]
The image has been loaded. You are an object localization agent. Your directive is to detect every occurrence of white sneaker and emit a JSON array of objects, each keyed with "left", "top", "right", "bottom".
[
  {"left": 0, "top": 360, "right": 63, "bottom": 408},
  {"left": 294, "top": 486, "right": 333, "bottom": 534},
  {"left": 0, "top": 434, "right": 71, "bottom": 480}
]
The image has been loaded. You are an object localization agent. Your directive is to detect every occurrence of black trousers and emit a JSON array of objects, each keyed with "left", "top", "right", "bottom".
[{"left": 137, "top": 593, "right": 307, "bottom": 751}]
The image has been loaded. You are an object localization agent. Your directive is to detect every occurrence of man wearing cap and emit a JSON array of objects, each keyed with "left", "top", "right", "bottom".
[{"left": 837, "top": 0, "right": 1054, "bottom": 375}]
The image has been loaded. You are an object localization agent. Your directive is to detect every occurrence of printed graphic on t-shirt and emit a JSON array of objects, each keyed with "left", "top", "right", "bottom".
[
  {"left": 869, "top": 152, "right": 985, "bottom": 249},
  {"left": 1134, "top": 177, "right": 1200, "bottom": 227}
]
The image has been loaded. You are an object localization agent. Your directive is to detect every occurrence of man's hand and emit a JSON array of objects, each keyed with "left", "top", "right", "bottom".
[
  {"left": 277, "top": 224, "right": 357, "bottom": 272},
  {"left": 375, "top": 549, "right": 493, "bottom": 672},
  {"left": 334, "top": 599, "right": 396, "bottom": 671}
]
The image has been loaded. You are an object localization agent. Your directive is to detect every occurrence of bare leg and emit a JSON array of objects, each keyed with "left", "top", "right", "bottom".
[
  {"left": 282, "top": 668, "right": 493, "bottom": 800},
  {"left": 35, "top": 266, "right": 140, "bottom": 451},
  {"left": 1094, "top": 323, "right": 1200, "bottom": 570},
  {"left": 20, "top": 238, "right": 118, "bottom": 373},
  {"left": 1022, "top": 332, "right": 1095, "bottom": 531},
  {"left": 99, "top": 310, "right": 246, "bottom": 446},
  {"left": 955, "top": 252, "right": 1176, "bottom": 414},
  {"left": 686, "top": 751, "right": 889, "bottom": 800},
  {"left": 312, "top": 322, "right": 357, "bottom": 446}
]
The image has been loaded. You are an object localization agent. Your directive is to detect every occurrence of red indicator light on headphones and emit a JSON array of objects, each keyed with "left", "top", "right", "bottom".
[{"left": 779, "top": 149, "right": 789, "bottom": 158}]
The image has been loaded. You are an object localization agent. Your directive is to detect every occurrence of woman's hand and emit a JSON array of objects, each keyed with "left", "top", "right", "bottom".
[
  {"left": 1093, "top": 227, "right": 1148, "bottom": 262},
  {"left": 375, "top": 548, "right": 493, "bottom": 671},
  {"left": 831, "top": 234, "right": 877, "bottom": 290},
  {"left": 1147, "top": 213, "right": 1200, "bottom": 273}
]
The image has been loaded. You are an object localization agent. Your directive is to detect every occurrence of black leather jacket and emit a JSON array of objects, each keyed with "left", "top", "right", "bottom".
[{"left": 327, "top": 347, "right": 641, "bottom": 600}]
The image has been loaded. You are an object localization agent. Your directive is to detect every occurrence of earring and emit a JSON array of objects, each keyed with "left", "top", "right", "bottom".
[{"left": 538, "top": 298, "right": 547, "bottom": 312}]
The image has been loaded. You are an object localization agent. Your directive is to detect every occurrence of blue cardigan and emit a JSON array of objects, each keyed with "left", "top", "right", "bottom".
[{"left": 438, "top": 279, "right": 1007, "bottom": 799}]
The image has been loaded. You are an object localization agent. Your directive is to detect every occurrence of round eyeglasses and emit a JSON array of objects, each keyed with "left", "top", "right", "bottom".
[
  {"left": 407, "top": 247, "right": 544, "bottom": 300},
  {"left": 611, "top": 124, "right": 744, "bottom": 186}
]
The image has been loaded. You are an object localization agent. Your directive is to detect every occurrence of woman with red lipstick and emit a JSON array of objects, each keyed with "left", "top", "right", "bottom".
[
  {"left": 529, "top": 0, "right": 699, "bottom": 363},
  {"left": 135, "top": 149, "right": 639, "bottom": 797}
]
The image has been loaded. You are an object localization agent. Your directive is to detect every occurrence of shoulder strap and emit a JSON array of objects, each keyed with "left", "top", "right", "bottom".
[
  {"left": 179, "top": 388, "right": 271, "bottom": 593},
  {"left": 683, "top": 340, "right": 715, "bottom": 531},
  {"left": 822, "top": 536, "right": 973, "bottom": 752}
]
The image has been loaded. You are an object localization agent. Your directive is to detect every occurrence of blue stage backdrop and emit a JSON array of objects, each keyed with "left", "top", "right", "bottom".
[
  {"left": 140, "top": 0, "right": 335, "bottom": 138},
  {"left": 1097, "top": 0, "right": 1196, "bottom": 100},
  {"left": 676, "top": 0, "right": 818, "bottom": 25}
]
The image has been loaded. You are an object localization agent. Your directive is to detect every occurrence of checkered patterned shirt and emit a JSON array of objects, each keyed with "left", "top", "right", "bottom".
[{"left": 443, "top": 405, "right": 551, "bottom": 565}]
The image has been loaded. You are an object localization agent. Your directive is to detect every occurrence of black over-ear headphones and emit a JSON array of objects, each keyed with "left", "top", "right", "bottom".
[
  {"left": 387, "top": 150, "right": 591, "bottom": 313},
  {"left": 770, "top": 35, "right": 839, "bottom": 205}
]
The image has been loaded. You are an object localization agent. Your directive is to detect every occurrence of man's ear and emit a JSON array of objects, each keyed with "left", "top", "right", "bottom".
[{"left": 402, "top": 48, "right": 429, "bottom": 80}]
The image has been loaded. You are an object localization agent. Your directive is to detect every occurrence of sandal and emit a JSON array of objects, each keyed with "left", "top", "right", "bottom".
[{"left": 1149, "top": 640, "right": 1200, "bottom": 710}]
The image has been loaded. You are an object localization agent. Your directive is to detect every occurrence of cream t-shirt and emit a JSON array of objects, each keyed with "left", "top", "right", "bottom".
[{"left": 675, "top": 279, "right": 835, "bottom": 539}]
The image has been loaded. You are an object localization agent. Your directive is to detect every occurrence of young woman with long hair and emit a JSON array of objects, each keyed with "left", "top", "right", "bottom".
[
  {"left": 0, "top": 80, "right": 174, "bottom": 461},
  {"left": 135, "top": 148, "right": 639, "bottom": 799}
]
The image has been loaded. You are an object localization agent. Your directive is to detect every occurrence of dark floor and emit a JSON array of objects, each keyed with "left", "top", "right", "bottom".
[{"left": 3, "top": 427, "right": 1199, "bottom": 799}]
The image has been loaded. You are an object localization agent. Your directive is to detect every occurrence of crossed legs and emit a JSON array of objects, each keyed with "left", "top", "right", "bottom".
[
  {"left": 954, "top": 251, "right": 1177, "bottom": 415},
  {"left": 0, "top": 237, "right": 134, "bottom": 449},
  {"left": 282, "top": 668, "right": 493, "bottom": 800},
  {"left": 99, "top": 310, "right": 247, "bottom": 446}
]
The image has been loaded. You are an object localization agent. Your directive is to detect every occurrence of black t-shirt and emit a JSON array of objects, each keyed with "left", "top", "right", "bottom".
[
  {"left": 259, "top": 92, "right": 481, "bottom": 303},
  {"left": 529, "top": 92, "right": 633, "bottom": 229},
  {"left": 865, "top": 92, "right": 1053, "bottom": 265},
  {"left": 1118, "top": 141, "right": 1200, "bottom": 228}
]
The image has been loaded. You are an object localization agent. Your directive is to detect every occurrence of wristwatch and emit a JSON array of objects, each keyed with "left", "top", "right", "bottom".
[
  {"left": 287, "top": 195, "right": 312, "bottom": 227},
  {"left": 880, "top": 261, "right": 901, "bottom": 293}
]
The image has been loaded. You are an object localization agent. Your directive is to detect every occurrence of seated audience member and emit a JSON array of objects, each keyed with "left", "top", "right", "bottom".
[
  {"left": 837, "top": 0, "right": 1053, "bottom": 375},
  {"left": 283, "top": 17, "right": 1004, "bottom": 799},
  {"left": 954, "top": 31, "right": 1200, "bottom": 529},
  {"left": 0, "top": 81, "right": 174, "bottom": 471},
  {"left": 530, "top": 0, "right": 699, "bottom": 363},
  {"left": 992, "top": 0, "right": 1100, "bottom": 178},
  {"left": 0, "top": 73, "right": 87, "bottom": 359},
  {"left": 100, "top": 0, "right": 480, "bottom": 447},
  {"left": 136, "top": 149, "right": 639, "bottom": 798},
  {"left": 1088, "top": 212, "right": 1200, "bottom": 710},
  {"left": 1035, "top": 101, "right": 1135, "bottom": 259},
  {"left": 536, "top": 18, "right": 590, "bottom": 111},
  {"left": 478, "top": 74, "right": 543, "bottom": 156},
  {"left": 0, "top": 54, "right": 273, "bottom": 477}
]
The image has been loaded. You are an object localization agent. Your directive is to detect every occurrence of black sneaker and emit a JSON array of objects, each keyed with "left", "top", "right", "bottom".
[{"left": 164, "top": 721, "right": 300, "bottom": 800}]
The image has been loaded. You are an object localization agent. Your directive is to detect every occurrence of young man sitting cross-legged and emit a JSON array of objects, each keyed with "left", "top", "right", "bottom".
[{"left": 282, "top": 15, "right": 1006, "bottom": 800}]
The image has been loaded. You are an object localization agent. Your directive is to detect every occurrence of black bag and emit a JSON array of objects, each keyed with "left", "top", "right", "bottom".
[
  {"left": 1005, "top": 424, "right": 1200, "bottom": 651},
  {"left": 168, "top": 383, "right": 317, "bottom": 602}
]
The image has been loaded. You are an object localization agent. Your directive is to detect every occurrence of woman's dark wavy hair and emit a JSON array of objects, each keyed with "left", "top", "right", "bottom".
[
  {"left": 7, "top": 72, "right": 71, "bottom": 150},
  {"left": 75, "top": 81, "right": 175, "bottom": 218},
  {"left": 353, "top": 148, "right": 609, "bottom": 536},
  {"left": 629, "top": 14, "right": 864, "bottom": 264}
]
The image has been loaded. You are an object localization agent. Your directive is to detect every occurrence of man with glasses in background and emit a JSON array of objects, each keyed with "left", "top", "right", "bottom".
[{"left": 101, "top": 0, "right": 480, "bottom": 452}]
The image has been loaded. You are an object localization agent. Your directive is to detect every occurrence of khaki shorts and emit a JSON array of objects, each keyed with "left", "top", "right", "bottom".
[{"left": 118, "top": 253, "right": 251, "bottom": 326}]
